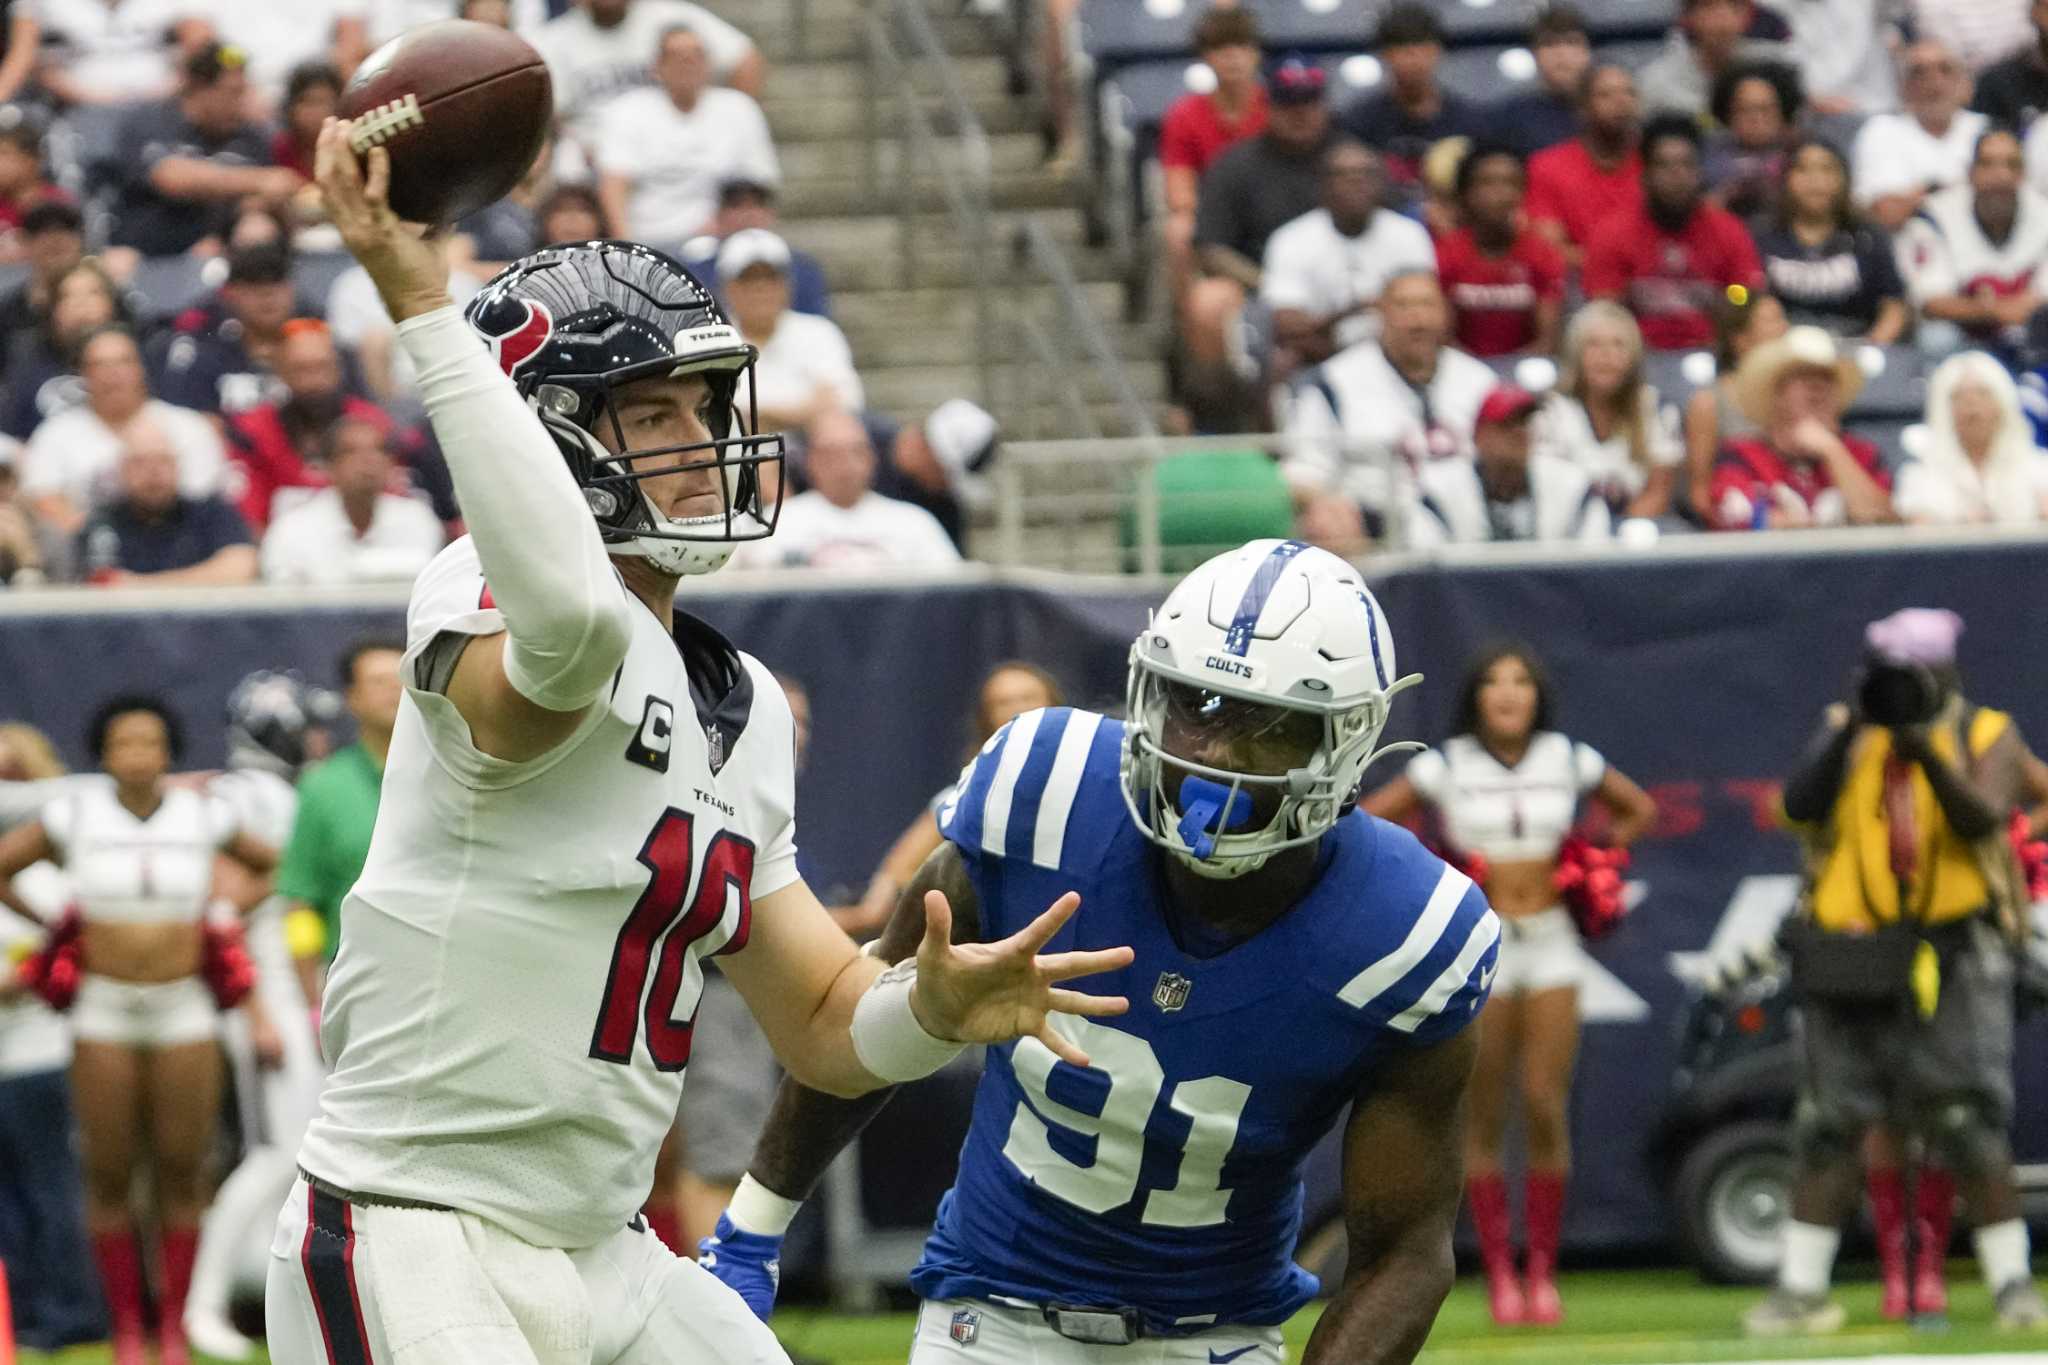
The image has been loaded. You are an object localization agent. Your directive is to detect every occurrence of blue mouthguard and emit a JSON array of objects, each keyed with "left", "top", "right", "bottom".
[{"left": 1175, "top": 777, "right": 1255, "bottom": 860}]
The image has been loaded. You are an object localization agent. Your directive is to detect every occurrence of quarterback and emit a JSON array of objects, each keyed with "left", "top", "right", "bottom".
[
  {"left": 706, "top": 540, "right": 1501, "bottom": 1364},
  {"left": 262, "top": 119, "right": 1133, "bottom": 1365}
]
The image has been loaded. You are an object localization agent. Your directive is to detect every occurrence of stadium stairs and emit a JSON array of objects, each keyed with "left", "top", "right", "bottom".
[{"left": 695, "top": 0, "right": 1165, "bottom": 440}]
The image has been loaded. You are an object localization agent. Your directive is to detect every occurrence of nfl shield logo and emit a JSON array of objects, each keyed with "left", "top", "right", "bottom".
[
  {"left": 950, "top": 1308, "right": 981, "bottom": 1345},
  {"left": 1153, "top": 971, "right": 1192, "bottom": 1013}
]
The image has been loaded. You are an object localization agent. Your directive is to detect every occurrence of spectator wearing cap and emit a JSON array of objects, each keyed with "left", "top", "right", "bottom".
[
  {"left": 1585, "top": 114, "right": 1763, "bottom": 351},
  {"left": 106, "top": 42, "right": 298, "bottom": 260},
  {"left": 1490, "top": 6, "right": 1593, "bottom": 159},
  {"left": 1525, "top": 64, "right": 1644, "bottom": 266},
  {"left": 1854, "top": 41, "right": 1988, "bottom": 233},
  {"left": 862, "top": 397, "right": 1000, "bottom": 552},
  {"left": 74, "top": 417, "right": 255, "bottom": 585},
  {"left": 1971, "top": 4, "right": 2048, "bottom": 130},
  {"left": 720, "top": 229, "right": 862, "bottom": 432},
  {"left": 270, "top": 61, "right": 341, "bottom": 182},
  {"left": 1898, "top": 128, "right": 2048, "bottom": 359},
  {"left": 1185, "top": 57, "right": 1336, "bottom": 424},
  {"left": 1261, "top": 140, "right": 1436, "bottom": 369},
  {"left": 1637, "top": 0, "right": 1793, "bottom": 120},
  {"left": 681, "top": 178, "right": 830, "bottom": 317},
  {"left": 0, "top": 256, "right": 125, "bottom": 441},
  {"left": 0, "top": 199, "right": 83, "bottom": 373},
  {"left": 731, "top": 408, "right": 959, "bottom": 571},
  {"left": 1702, "top": 60, "right": 1801, "bottom": 220},
  {"left": 595, "top": 23, "right": 777, "bottom": 248},
  {"left": 148, "top": 243, "right": 298, "bottom": 417},
  {"left": 260, "top": 415, "right": 444, "bottom": 585},
  {"left": 1708, "top": 324, "right": 1892, "bottom": 529},
  {"left": 1160, "top": 7, "right": 1268, "bottom": 305},
  {"left": 1281, "top": 270, "right": 1496, "bottom": 549},
  {"left": 175, "top": 1, "right": 366, "bottom": 114},
  {"left": 21, "top": 323, "right": 224, "bottom": 537},
  {"left": 1436, "top": 143, "right": 1565, "bottom": 358},
  {"left": 1406, "top": 385, "right": 1611, "bottom": 546},
  {"left": 1337, "top": 4, "right": 1491, "bottom": 189},
  {"left": 227, "top": 319, "right": 446, "bottom": 531},
  {"left": 34, "top": 0, "right": 183, "bottom": 106},
  {"left": 539, "top": 0, "right": 765, "bottom": 177},
  {"left": 1896, "top": 350, "right": 2048, "bottom": 524}
]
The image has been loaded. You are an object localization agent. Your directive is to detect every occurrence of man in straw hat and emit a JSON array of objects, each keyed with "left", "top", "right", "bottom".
[{"left": 1706, "top": 324, "right": 1894, "bottom": 529}]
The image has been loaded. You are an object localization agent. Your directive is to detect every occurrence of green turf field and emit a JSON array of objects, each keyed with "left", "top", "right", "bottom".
[{"left": 18, "top": 1269, "right": 2048, "bottom": 1365}]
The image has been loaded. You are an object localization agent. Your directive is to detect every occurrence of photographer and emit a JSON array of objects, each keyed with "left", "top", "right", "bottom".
[{"left": 1746, "top": 609, "right": 2047, "bottom": 1335}]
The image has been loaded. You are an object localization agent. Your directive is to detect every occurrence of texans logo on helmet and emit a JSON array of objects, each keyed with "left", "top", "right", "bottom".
[{"left": 476, "top": 297, "right": 555, "bottom": 379}]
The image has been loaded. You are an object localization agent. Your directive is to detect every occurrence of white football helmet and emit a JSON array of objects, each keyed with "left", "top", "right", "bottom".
[{"left": 1120, "top": 539, "right": 1421, "bottom": 878}]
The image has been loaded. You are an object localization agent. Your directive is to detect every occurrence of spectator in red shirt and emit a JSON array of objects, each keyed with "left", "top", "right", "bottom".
[
  {"left": 1584, "top": 113, "right": 1763, "bottom": 350},
  {"left": 1436, "top": 143, "right": 1566, "bottom": 357},
  {"left": 224, "top": 319, "right": 446, "bottom": 532},
  {"left": 1160, "top": 6, "right": 1267, "bottom": 311},
  {"left": 1526, "top": 63, "right": 1644, "bottom": 266},
  {"left": 270, "top": 61, "right": 340, "bottom": 182},
  {"left": 1709, "top": 324, "right": 1894, "bottom": 529}
]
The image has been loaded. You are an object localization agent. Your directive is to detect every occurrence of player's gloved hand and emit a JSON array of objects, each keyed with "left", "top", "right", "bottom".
[{"left": 698, "top": 1213, "right": 782, "bottom": 1322}]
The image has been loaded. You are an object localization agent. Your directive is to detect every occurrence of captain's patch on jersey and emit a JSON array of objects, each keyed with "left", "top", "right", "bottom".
[{"left": 625, "top": 695, "right": 675, "bottom": 772}]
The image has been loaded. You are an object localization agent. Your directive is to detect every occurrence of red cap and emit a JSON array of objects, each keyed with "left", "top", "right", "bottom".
[{"left": 1476, "top": 384, "right": 1539, "bottom": 427}]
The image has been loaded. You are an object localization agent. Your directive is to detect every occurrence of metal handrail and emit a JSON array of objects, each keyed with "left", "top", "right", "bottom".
[{"left": 863, "top": 0, "right": 996, "bottom": 401}]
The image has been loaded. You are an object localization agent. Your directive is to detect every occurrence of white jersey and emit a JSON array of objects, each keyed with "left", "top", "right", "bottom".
[
  {"left": 1405, "top": 732, "right": 1605, "bottom": 863},
  {"left": 298, "top": 537, "right": 801, "bottom": 1249},
  {"left": 1896, "top": 183, "right": 2048, "bottom": 306},
  {"left": 43, "top": 781, "right": 238, "bottom": 926}
]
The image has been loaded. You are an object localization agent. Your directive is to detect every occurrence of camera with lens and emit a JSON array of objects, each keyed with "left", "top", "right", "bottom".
[{"left": 1857, "top": 658, "right": 1945, "bottom": 727}]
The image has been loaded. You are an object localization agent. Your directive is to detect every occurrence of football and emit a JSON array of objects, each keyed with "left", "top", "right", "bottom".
[{"left": 336, "top": 19, "right": 552, "bottom": 226}]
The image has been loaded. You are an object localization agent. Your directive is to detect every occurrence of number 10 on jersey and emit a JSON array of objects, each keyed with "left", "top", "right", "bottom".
[{"left": 589, "top": 808, "right": 755, "bottom": 1072}]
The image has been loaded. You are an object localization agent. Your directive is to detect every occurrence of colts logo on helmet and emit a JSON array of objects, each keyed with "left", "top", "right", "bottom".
[{"left": 476, "top": 298, "right": 555, "bottom": 379}]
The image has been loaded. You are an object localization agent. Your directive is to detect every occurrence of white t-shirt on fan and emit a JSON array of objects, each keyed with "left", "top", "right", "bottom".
[
  {"left": 738, "top": 310, "right": 865, "bottom": 419},
  {"left": 1852, "top": 109, "right": 1989, "bottom": 206},
  {"left": 595, "top": 85, "right": 779, "bottom": 244},
  {"left": 536, "top": 0, "right": 756, "bottom": 142},
  {"left": 731, "top": 490, "right": 962, "bottom": 571},
  {"left": 260, "top": 489, "right": 445, "bottom": 586},
  {"left": 1259, "top": 207, "right": 1437, "bottom": 352},
  {"left": 21, "top": 399, "right": 227, "bottom": 514}
]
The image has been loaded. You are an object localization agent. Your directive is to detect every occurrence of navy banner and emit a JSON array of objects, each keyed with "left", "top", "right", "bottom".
[{"left": 3, "top": 539, "right": 2044, "bottom": 1256}]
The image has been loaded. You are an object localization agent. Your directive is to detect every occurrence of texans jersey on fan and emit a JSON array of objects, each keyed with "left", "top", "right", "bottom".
[{"left": 914, "top": 707, "right": 1498, "bottom": 1334}]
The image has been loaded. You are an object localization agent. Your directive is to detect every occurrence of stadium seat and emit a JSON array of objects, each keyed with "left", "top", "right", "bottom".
[
  {"left": 127, "top": 253, "right": 225, "bottom": 322},
  {"left": 1846, "top": 344, "right": 1928, "bottom": 419},
  {"left": 291, "top": 251, "right": 358, "bottom": 319},
  {"left": 1121, "top": 448, "right": 1296, "bottom": 572}
]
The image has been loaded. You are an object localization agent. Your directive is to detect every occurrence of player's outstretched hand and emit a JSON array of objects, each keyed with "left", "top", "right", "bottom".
[
  {"left": 312, "top": 117, "right": 453, "bottom": 323},
  {"left": 911, "top": 890, "right": 1133, "bottom": 1068},
  {"left": 697, "top": 1213, "right": 783, "bottom": 1323}
]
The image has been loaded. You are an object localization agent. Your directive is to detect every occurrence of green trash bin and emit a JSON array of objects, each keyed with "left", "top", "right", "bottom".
[{"left": 1121, "top": 449, "right": 1296, "bottom": 573}]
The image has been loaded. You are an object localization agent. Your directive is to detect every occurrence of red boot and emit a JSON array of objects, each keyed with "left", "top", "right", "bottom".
[
  {"left": 1868, "top": 1166, "right": 1909, "bottom": 1321},
  {"left": 1467, "top": 1173, "right": 1524, "bottom": 1325},
  {"left": 158, "top": 1223, "right": 200, "bottom": 1365},
  {"left": 90, "top": 1229, "right": 148, "bottom": 1365},
  {"left": 1523, "top": 1171, "right": 1566, "bottom": 1326},
  {"left": 1911, "top": 1166, "right": 1954, "bottom": 1318}
]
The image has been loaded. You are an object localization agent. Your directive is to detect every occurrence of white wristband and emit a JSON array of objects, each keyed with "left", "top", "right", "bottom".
[
  {"left": 726, "top": 1173, "right": 802, "bottom": 1237},
  {"left": 850, "top": 961, "right": 965, "bottom": 1084}
]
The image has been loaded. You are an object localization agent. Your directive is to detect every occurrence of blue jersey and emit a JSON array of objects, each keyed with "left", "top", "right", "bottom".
[{"left": 912, "top": 707, "right": 1499, "bottom": 1333}]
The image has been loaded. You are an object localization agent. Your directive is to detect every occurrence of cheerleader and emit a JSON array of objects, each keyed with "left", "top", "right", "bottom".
[
  {"left": 0, "top": 695, "right": 277, "bottom": 1365},
  {"left": 1366, "top": 643, "right": 1656, "bottom": 1326}
]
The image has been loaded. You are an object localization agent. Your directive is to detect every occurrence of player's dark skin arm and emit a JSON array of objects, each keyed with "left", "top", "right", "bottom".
[
  {"left": 747, "top": 841, "right": 983, "bottom": 1201},
  {"left": 1303, "top": 1028, "right": 1478, "bottom": 1365}
]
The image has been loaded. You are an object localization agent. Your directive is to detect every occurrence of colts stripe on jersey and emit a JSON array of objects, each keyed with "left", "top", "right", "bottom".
[
  {"left": 1031, "top": 711, "right": 1103, "bottom": 869},
  {"left": 1222, "top": 539, "right": 1309, "bottom": 656},
  {"left": 1336, "top": 866, "right": 1472, "bottom": 1009},
  {"left": 302, "top": 1186, "right": 375, "bottom": 1364},
  {"left": 978, "top": 708, "right": 1046, "bottom": 859},
  {"left": 1387, "top": 909, "right": 1500, "bottom": 1033}
]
